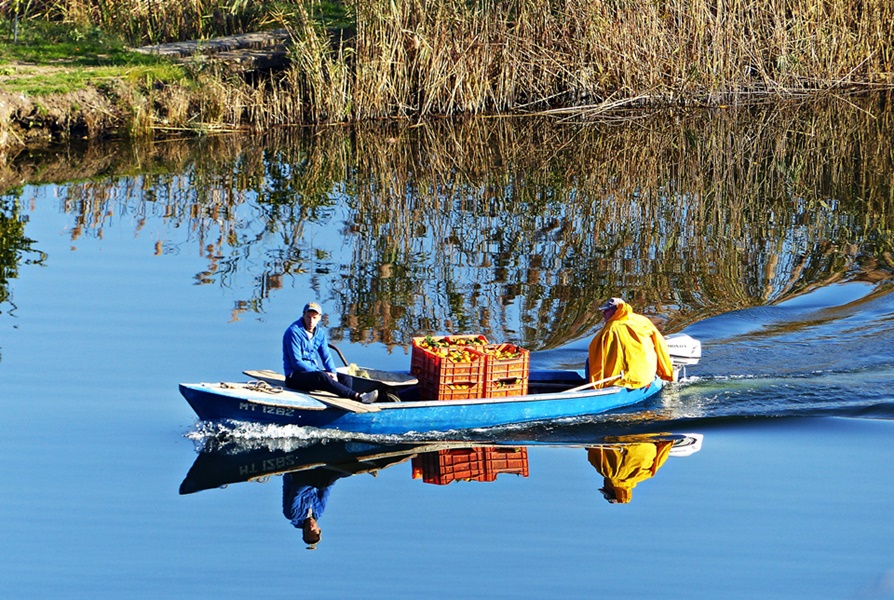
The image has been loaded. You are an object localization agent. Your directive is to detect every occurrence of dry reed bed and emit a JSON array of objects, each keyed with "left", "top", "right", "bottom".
[
  {"left": 286, "top": 0, "right": 894, "bottom": 122},
  {"left": 7, "top": 95, "right": 891, "bottom": 346},
  {"left": 25, "top": 0, "right": 272, "bottom": 43}
]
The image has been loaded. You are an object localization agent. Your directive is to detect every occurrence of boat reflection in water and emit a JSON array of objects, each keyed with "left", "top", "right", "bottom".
[{"left": 180, "top": 432, "right": 702, "bottom": 548}]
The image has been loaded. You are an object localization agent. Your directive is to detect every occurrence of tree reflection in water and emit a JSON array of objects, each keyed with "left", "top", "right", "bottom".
[
  {"left": 2, "top": 94, "right": 892, "bottom": 352},
  {"left": 0, "top": 195, "right": 45, "bottom": 361}
]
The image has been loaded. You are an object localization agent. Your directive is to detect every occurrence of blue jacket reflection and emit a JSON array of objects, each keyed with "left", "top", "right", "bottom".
[{"left": 282, "top": 472, "right": 332, "bottom": 527}]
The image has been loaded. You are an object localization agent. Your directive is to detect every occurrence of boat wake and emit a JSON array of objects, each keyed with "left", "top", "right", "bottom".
[
  {"left": 649, "top": 281, "right": 894, "bottom": 423},
  {"left": 185, "top": 421, "right": 360, "bottom": 452}
]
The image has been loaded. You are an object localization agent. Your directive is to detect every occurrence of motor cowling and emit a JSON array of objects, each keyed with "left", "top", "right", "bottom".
[{"left": 665, "top": 333, "right": 701, "bottom": 367}]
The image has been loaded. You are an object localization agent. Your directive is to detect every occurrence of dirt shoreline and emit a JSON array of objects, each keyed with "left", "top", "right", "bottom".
[
  {"left": 0, "top": 86, "right": 124, "bottom": 149},
  {"left": 2, "top": 63, "right": 892, "bottom": 164}
]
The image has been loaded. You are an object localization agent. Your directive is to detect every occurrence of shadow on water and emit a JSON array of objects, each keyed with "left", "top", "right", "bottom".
[
  {"left": 180, "top": 430, "right": 704, "bottom": 547},
  {"left": 2, "top": 94, "right": 893, "bottom": 353}
]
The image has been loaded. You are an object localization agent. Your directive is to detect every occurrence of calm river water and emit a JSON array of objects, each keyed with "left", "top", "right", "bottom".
[{"left": 2, "top": 98, "right": 894, "bottom": 599}]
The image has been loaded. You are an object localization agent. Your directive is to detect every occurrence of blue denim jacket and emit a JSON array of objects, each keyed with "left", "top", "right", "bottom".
[{"left": 282, "top": 319, "right": 336, "bottom": 377}]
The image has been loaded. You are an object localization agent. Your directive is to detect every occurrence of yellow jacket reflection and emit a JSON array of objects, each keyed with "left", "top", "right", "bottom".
[
  {"left": 588, "top": 439, "right": 674, "bottom": 503},
  {"left": 588, "top": 300, "right": 675, "bottom": 389}
]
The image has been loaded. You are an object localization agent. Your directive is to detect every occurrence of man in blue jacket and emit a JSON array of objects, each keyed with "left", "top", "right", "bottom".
[{"left": 282, "top": 302, "right": 378, "bottom": 404}]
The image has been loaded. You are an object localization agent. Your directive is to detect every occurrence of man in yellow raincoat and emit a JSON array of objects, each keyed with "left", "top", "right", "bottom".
[
  {"left": 587, "top": 297, "right": 675, "bottom": 389},
  {"left": 587, "top": 436, "right": 675, "bottom": 504}
]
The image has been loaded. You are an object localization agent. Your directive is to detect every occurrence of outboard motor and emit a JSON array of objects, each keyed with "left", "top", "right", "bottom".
[{"left": 665, "top": 333, "right": 701, "bottom": 379}]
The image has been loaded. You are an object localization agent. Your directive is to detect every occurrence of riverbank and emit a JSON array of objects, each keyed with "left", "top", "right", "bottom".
[{"left": 2, "top": 0, "right": 893, "bottom": 156}]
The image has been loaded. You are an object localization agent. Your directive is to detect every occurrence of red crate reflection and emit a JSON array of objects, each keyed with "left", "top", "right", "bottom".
[{"left": 412, "top": 447, "right": 529, "bottom": 485}]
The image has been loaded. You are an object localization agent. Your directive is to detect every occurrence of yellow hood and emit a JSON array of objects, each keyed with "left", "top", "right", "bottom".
[{"left": 588, "top": 301, "right": 675, "bottom": 389}]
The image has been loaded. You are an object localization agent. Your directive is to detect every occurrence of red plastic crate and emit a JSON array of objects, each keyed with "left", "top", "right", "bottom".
[
  {"left": 423, "top": 380, "right": 486, "bottom": 402},
  {"left": 481, "top": 344, "right": 530, "bottom": 398},
  {"left": 411, "top": 336, "right": 487, "bottom": 401},
  {"left": 410, "top": 335, "right": 489, "bottom": 373}
]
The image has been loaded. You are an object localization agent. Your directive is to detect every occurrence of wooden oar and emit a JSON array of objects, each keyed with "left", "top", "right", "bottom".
[
  {"left": 328, "top": 343, "right": 349, "bottom": 367},
  {"left": 561, "top": 372, "right": 623, "bottom": 394},
  {"left": 243, "top": 370, "right": 380, "bottom": 413}
]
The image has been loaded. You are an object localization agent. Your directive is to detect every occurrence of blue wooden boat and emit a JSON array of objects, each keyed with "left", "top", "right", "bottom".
[
  {"left": 179, "top": 371, "right": 664, "bottom": 435},
  {"left": 179, "top": 335, "right": 701, "bottom": 435}
]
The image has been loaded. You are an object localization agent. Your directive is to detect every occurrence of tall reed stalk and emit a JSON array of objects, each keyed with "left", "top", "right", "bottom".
[
  {"left": 347, "top": 0, "right": 894, "bottom": 118},
  {"left": 23, "top": 0, "right": 269, "bottom": 44},
  {"left": 178, "top": 0, "right": 894, "bottom": 127}
]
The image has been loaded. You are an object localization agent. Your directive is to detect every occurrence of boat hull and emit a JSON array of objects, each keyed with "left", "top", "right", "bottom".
[{"left": 179, "top": 376, "right": 665, "bottom": 435}]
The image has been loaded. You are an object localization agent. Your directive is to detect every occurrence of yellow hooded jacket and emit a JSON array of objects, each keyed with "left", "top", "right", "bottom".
[{"left": 587, "top": 301, "right": 675, "bottom": 389}]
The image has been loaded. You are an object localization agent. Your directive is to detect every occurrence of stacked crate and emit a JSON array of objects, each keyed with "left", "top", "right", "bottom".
[
  {"left": 411, "top": 334, "right": 530, "bottom": 400},
  {"left": 411, "top": 335, "right": 487, "bottom": 401},
  {"left": 480, "top": 343, "right": 530, "bottom": 398},
  {"left": 411, "top": 447, "right": 529, "bottom": 485}
]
